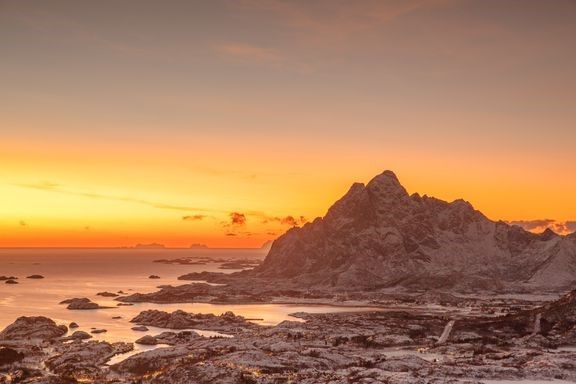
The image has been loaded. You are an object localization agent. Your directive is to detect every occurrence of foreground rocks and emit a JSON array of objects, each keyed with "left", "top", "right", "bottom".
[
  {"left": 2, "top": 291, "right": 576, "bottom": 383},
  {"left": 0, "top": 317, "right": 67, "bottom": 341},
  {"left": 0, "top": 347, "right": 24, "bottom": 366},
  {"left": 131, "top": 310, "right": 259, "bottom": 334},
  {"left": 114, "top": 294, "right": 576, "bottom": 383},
  {"left": 59, "top": 298, "right": 110, "bottom": 310},
  {"left": 46, "top": 339, "right": 132, "bottom": 379},
  {"left": 96, "top": 291, "right": 119, "bottom": 297}
]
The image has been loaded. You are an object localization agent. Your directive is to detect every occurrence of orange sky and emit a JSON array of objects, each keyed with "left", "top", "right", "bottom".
[{"left": 1, "top": 0, "right": 575, "bottom": 247}]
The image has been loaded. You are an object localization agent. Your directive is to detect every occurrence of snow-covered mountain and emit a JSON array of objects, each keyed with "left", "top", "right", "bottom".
[{"left": 255, "top": 171, "right": 576, "bottom": 292}]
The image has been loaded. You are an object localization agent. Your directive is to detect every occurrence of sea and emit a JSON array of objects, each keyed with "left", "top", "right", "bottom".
[{"left": 0, "top": 248, "right": 374, "bottom": 347}]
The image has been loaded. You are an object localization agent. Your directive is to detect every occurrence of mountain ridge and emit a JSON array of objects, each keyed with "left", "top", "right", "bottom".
[{"left": 254, "top": 171, "right": 576, "bottom": 292}]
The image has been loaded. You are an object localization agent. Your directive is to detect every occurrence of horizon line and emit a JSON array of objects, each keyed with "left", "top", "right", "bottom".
[{"left": 0, "top": 246, "right": 270, "bottom": 250}]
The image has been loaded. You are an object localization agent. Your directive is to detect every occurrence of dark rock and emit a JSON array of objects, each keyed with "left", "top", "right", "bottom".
[
  {"left": 5, "top": 279, "right": 18, "bottom": 284},
  {"left": 66, "top": 331, "right": 92, "bottom": 340},
  {"left": 0, "top": 316, "right": 67, "bottom": 340},
  {"left": 152, "top": 331, "right": 200, "bottom": 345},
  {"left": 46, "top": 340, "right": 132, "bottom": 377},
  {"left": 110, "top": 345, "right": 190, "bottom": 375},
  {"left": 135, "top": 335, "right": 158, "bottom": 345},
  {"left": 0, "top": 347, "right": 24, "bottom": 365},
  {"left": 26, "top": 275, "right": 44, "bottom": 279},
  {"left": 60, "top": 298, "right": 101, "bottom": 310},
  {"left": 130, "top": 310, "right": 257, "bottom": 334}
]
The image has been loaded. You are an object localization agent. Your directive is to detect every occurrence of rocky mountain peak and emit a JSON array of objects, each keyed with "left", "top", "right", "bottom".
[
  {"left": 539, "top": 228, "right": 559, "bottom": 241},
  {"left": 256, "top": 170, "right": 576, "bottom": 292},
  {"left": 365, "top": 170, "right": 409, "bottom": 203},
  {"left": 366, "top": 170, "right": 404, "bottom": 191}
]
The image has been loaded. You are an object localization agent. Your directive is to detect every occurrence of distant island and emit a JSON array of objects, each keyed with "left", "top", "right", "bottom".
[
  {"left": 133, "top": 243, "right": 166, "bottom": 249},
  {"left": 189, "top": 243, "right": 209, "bottom": 249}
]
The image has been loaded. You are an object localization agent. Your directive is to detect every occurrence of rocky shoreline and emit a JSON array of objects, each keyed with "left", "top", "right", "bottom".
[{"left": 1, "top": 289, "right": 575, "bottom": 383}]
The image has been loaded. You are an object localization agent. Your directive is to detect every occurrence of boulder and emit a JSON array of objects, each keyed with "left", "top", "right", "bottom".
[
  {"left": 60, "top": 298, "right": 101, "bottom": 310},
  {"left": 135, "top": 335, "right": 158, "bottom": 345},
  {"left": 26, "top": 275, "right": 44, "bottom": 279},
  {"left": 0, "top": 316, "right": 67, "bottom": 341},
  {"left": 96, "top": 291, "right": 119, "bottom": 297}
]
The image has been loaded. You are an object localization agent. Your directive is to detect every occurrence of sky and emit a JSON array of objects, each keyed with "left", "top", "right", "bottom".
[{"left": 1, "top": 0, "right": 576, "bottom": 248}]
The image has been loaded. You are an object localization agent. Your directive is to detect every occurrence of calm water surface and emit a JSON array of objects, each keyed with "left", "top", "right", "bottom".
[{"left": 0, "top": 249, "right": 378, "bottom": 344}]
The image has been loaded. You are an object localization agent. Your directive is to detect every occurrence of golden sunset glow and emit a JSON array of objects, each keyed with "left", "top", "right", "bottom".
[{"left": 2, "top": 1, "right": 576, "bottom": 247}]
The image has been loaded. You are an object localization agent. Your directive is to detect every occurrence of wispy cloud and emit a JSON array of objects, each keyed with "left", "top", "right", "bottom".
[
  {"left": 262, "top": 215, "right": 307, "bottom": 227},
  {"left": 214, "top": 41, "right": 312, "bottom": 72},
  {"left": 216, "top": 43, "right": 282, "bottom": 63},
  {"left": 233, "top": 0, "right": 437, "bottom": 43},
  {"left": 229, "top": 212, "right": 247, "bottom": 226},
  {"left": 508, "top": 219, "right": 576, "bottom": 236},
  {"left": 182, "top": 215, "right": 206, "bottom": 221},
  {"left": 15, "top": 181, "right": 215, "bottom": 214}
]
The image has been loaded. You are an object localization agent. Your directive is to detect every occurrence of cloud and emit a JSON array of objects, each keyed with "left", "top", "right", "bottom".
[
  {"left": 16, "top": 181, "right": 217, "bottom": 214},
  {"left": 279, "top": 215, "right": 307, "bottom": 226},
  {"left": 234, "top": 0, "right": 436, "bottom": 44},
  {"left": 214, "top": 41, "right": 312, "bottom": 72},
  {"left": 19, "top": 181, "right": 60, "bottom": 190},
  {"left": 230, "top": 212, "right": 247, "bottom": 226},
  {"left": 566, "top": 221, "right": 576, "bottom": 233},
  {"left": 216, "top": 43, "right": 282, "bottom": 63},
  {"left": 508, "top": 219, "right": 555, "bottom": 231},
  {"left": 182, "top": 215, "right": 206, "bottom": 221},
  {"left": 508, "top": 219, "right": 576, "bottom": 236},
  {"left": 262, "top": 215, "right": 308, "bottom": 227}
]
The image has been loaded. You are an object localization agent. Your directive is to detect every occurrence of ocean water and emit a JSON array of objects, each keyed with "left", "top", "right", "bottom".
[{"left": 0, "top": 248, "right": 376, "bottom": 344}]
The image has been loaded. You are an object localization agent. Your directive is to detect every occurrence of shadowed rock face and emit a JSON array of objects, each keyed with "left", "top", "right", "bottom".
[
  {"left": 255, "top": 171, "right": 576, "bottom": 292},
  {"left": 535, "top": 289, "right": 576, "bottom": 338}
]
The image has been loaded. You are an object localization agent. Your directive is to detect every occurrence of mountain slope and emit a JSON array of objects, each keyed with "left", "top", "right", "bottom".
[{"left": 255, "top": 171, "right": 576, "bottom": 292}]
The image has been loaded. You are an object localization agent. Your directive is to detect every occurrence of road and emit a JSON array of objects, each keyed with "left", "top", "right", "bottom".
[
  {"left": 533, "top": 313, "right": 541, "bottom": 335},
  {"left": 437, "top": 320, "right": 455, "bottom": 344}
]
